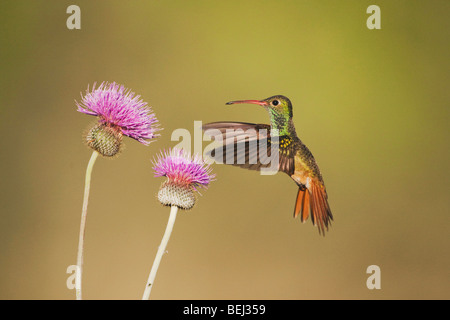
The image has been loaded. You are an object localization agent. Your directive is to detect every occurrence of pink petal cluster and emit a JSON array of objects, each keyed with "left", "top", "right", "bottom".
[
  {"left": 152, "top": 148, "right": 215, "bottom": 190},
  {"left": 77, "top": 82, "right": 159, "bottom": 145}
]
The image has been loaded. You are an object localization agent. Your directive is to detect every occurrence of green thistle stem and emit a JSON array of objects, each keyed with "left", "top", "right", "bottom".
[
  {"left": 76, "top": 150, "right": 99, "bottom": 300},
  {"left": 142, "top": 205, "right": 179, "bottom": 300}
]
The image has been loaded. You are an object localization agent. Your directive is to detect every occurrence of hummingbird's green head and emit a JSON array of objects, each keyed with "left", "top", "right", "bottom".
[
  {"left": 261, "top": 95, "right": 293, "bottom": 119},
  {"left": 225, "top": 95, "right": 293, "bottom": 119},
  {"left": 225, "top": 95, "right": 293, "bottom": 135}
]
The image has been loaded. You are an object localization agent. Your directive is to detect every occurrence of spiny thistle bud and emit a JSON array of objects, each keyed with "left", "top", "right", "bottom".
[
  {"left": 77, "top": 82, "right": 160, "bottom": 156},
  {"left": 152, "top": 148, "right": 215, "bottom": 210},
  {"left": 86, "top": 123, "right": 123, "bottom": 157},
  {"left": 158, "top": 181, "right": 196, "bottom": 210}
]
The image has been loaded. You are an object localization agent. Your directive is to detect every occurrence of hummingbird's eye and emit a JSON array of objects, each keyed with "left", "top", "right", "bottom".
[{"left": 272, "top": 100, "right": 279, "bottom": 106}]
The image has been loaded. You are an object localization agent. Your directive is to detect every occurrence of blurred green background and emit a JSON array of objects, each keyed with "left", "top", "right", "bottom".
[{"left": 0, "top": 0, "right": 448, "bottom": 299}]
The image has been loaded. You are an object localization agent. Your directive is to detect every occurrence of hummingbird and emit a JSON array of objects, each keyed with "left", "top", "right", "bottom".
[{"left": 203, "top": 95, "right": 333, "bottom": 235}]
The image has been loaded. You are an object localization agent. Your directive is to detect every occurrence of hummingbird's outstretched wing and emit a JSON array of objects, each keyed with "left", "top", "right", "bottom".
[{"left": 202, "top": 122, "right": 295, "bottom": 175}]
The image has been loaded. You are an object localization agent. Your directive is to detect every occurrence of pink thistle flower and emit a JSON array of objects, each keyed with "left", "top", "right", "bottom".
[
  {"left": 152, "top": 148, "right": 215, "bottom": 209},
  {"left": 143, "top": 148, "right": 215, "bottom": 298},
  {"left": 77, "top": 82, "right": 160, "bottom": 146}
]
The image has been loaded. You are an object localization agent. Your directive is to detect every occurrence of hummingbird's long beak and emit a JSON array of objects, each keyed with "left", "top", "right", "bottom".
[{"left": 225, "top": 99, "right": 268, "bottom": 106}]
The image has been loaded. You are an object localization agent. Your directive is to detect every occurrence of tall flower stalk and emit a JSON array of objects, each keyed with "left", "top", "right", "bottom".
[
  {"left": 142, "top": 148, "right": 215, "bottom": 300},
  {"left": 75, "top": 82, "right": 159, "bottom": 300},
  {"left": 75, "top": 150, "right": 99, "bottom": 300}
]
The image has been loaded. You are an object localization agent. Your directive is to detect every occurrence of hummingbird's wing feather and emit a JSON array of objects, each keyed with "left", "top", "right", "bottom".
[
  {"left": 203, "top": 121, "right": 272, "bottom": 170},
  {"left": 203, "top": 122, "right": 295, "bottom": 175},
  {"left": 203, "top": 122, "right": 270, "bottom": 141},
  {"left": 277, "top": 136, "right": 296, "bottom": 175}
]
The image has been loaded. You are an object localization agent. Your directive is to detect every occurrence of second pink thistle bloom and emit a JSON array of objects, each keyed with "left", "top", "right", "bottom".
[
  {"left": 152, "top": 148, "right": 215, "bottom": 210},
  {"left": 143, "top": 148, "right": 215, "bottom": 299}
]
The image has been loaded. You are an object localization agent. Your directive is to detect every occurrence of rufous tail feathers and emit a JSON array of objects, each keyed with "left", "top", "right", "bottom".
[{"left": 294, "top": 180, "right": 333, "bottom": 235}]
